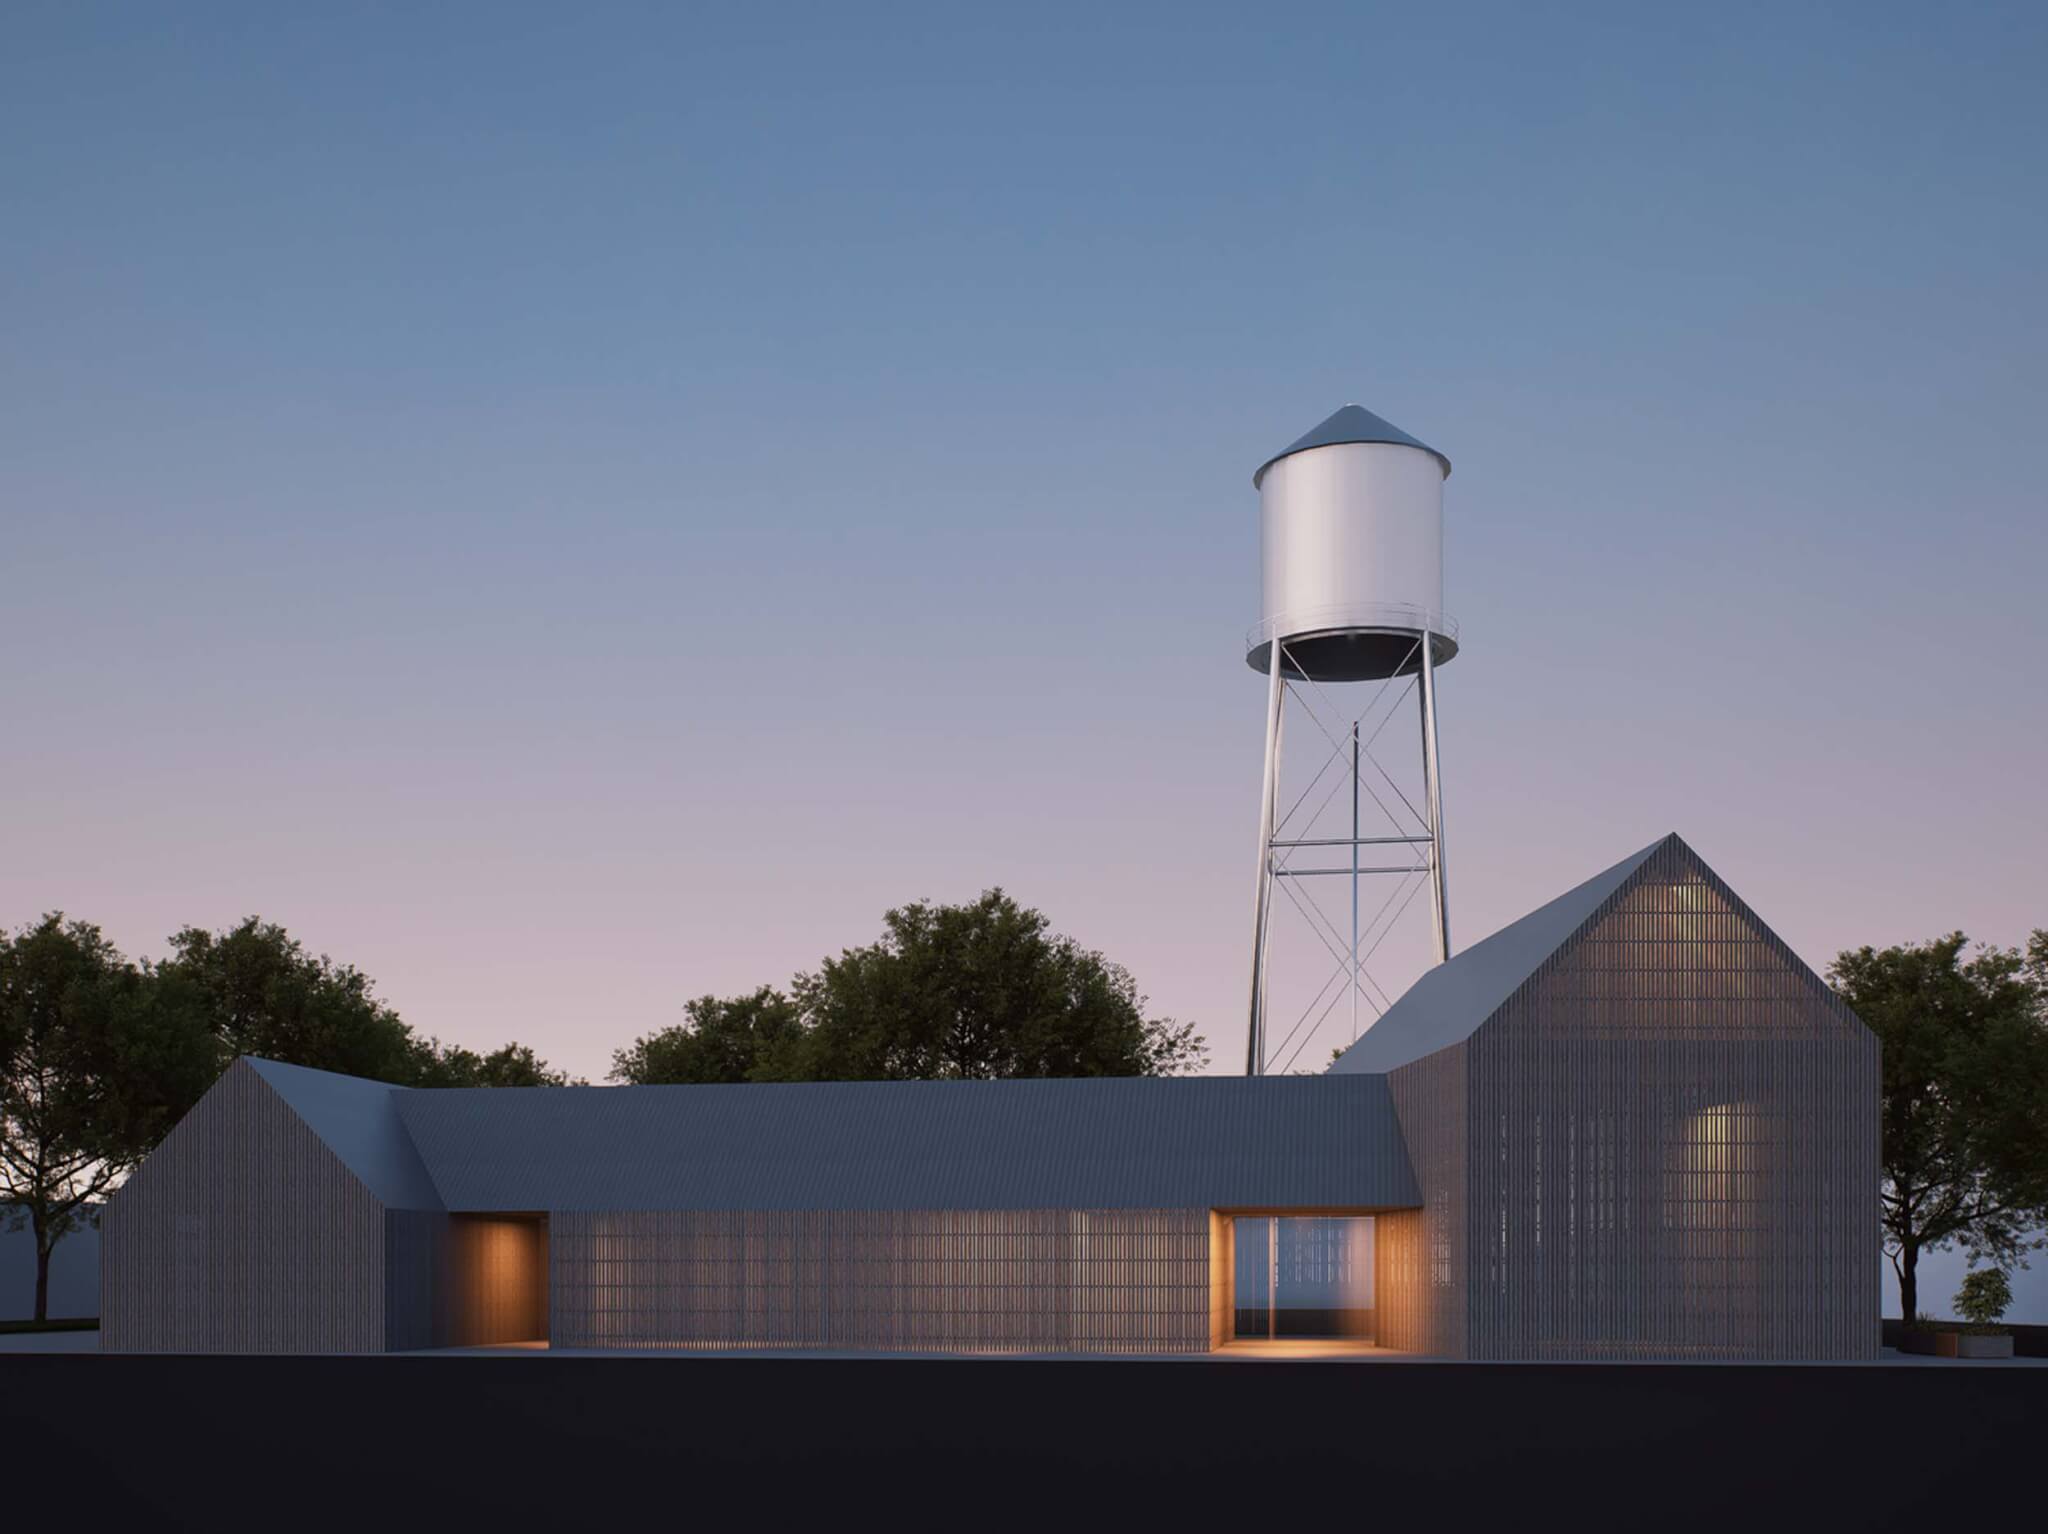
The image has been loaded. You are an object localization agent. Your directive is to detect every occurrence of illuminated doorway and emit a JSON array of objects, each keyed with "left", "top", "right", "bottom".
[
  {"left": 1232, "top": 1215, "right": 1375, "bottom": 1341},
  {"left": 446, "top": 1213, "right": 549, "bottom": 1347}
]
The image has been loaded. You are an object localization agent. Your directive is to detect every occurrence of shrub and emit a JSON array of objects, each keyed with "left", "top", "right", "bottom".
[{"left": 1954, "top": 1268, "right": 2013, "bottom": 1330}]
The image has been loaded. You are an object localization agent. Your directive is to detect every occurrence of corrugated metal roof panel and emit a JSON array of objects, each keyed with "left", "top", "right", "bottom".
[
  {"left": 243, "top": 1056, "right": 445, "bottom": 1211},
  {"left": 1328, "top": 836, "right": 1672, "bottom": 1075},
  {"left": 392, "top": 1072, "right": 1418, "bottom": 1212}
]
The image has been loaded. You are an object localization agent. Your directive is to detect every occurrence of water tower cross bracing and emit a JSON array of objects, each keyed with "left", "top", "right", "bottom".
[{"left": 1244, "top": 404, "right": 1456, "bottom": 1076}]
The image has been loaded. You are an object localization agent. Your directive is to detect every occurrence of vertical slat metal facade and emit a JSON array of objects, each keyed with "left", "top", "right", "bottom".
[
  {"left": 101, "top": 1061, "right": 396, "bottom": 1353},
  {"left": 1386, "top": 839, "right": 1880, "bottom": 1360},
  {"left": 1380, "top": 1043, "right": 1469, "bottom": 1356},
  {"left": 549, "top": 1209, "right": 1211, "bottom": 1353},
  {"left": 384, "top": 1209, "right": 448, "bottom": 1351}
]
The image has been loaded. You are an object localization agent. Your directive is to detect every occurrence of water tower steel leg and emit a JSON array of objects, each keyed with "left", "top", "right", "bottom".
[
  {"left": 1419, "top": 631, "right": 1451, "bottom": 962},
  {"left": 1350, "top": 720, "right": 1360, "bottom": 1044},
  {"left": 1257, "top": 698, "right": 1284, "bottom": 1056},
  {"left": 1261, "top": 697, "right": 1284, "bottom": 1031},
  {"left": 1245, "top": 639, "right": 1286, "bottom": 1075}
]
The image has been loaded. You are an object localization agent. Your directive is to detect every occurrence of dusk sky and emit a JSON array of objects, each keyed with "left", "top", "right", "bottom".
[{"left": 4, "top": 5, "right": 2045, "bottom": 1316}]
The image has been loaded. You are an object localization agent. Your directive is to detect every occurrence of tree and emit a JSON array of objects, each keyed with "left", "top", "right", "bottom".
[
  {"left": 1829, "top": 931, "right": 2048, "bottom": 1322},
  {"left": 3, "top": 908, "right": 570, "bottom": 1319},
  {"left": 611, "top": 988, "right": 804, "bottom": 1085},
  {"left": 157, "top": 919, "right": 419, "bottom": 1083},
  {"left": 783, "top": 889, "right": 1204, "bottom": 1080},
  {"left": 159, "top": 917, "right": 568, "bottom": 1088},
  {"left": 1954, "top": 1267, "right": 2012, "bottom": 1329},
  {"left": 412, "top": 1040, "right": 575, "bottom": 1088},
  {"left": 613, "top": 893, "right": 1203, "bottom": 1085},
  {"left": 0, "top": 916, "right": 215, "bottom": 1320}
]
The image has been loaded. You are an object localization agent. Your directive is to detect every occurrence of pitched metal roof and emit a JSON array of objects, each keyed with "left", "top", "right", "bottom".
[
  {"left": 243, "top": 1056, "right": 445, "bottom": 1211},
  {"left": 1252, "top": 403, "right": 1452, "bottom": 487},
  {"left": 391, "top": 1072, "right": 1420, "bottom": 1212},
  {"left": 1327, "top": 836, "right": 1673, "bottom": 1075}
]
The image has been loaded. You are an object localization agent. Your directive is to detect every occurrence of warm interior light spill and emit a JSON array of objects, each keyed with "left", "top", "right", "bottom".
[
  {"left": 1224, "top": 1213, "right": 1377, "bottom": 1345},
  {"left": 449, "top": 1214, "right": 549, "bottom": 1347}
]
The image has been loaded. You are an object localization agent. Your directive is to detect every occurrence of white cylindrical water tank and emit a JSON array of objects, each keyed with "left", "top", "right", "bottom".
[{"left": 1245, "top": 404, "right": 1457, "bottom": 682}]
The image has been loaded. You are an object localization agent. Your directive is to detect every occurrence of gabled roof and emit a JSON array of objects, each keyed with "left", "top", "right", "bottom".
[
  {"left": 393, "top": 1072, "right": 1420, "bottom": 1213},
  {"left": 1252, "top": 403, "right": 1452, "bottom": 487},
  {"left": 225, "top": 1060, "right": 1420, "bottom": 1214},
  {"left": 243, "top": 1057, "right": 444, "bottom": 1211},
  {"left": 1328, "top": 836, "right": 1671, "bottom": 1075}
]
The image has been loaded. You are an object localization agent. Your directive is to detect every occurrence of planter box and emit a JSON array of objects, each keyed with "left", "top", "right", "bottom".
[
  {"left": 1956, "top": 1333, "right": 2014, "bottom": 1359},
  {"left": 1897, "top": 1330, "right": 1957, "bottom": 1357},
  {"left": 1897, "top": 1330, "right": 2014, "bottom": 1359}
]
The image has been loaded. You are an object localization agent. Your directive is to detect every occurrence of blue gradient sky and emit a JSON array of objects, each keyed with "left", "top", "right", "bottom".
[{"left": 5, "top": 5, "right": 2045, "bottom": 1316}]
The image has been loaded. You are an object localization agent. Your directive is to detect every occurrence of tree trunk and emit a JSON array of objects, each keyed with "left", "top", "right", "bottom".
[
  {"left": 32, "top": 1211, "right": 51, "bottom": 1324},
  {"left": 1899, "top": 1243, "right": 1918, "bottom": 1324}
]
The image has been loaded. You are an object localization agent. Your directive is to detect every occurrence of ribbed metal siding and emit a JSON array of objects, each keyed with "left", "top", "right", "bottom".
[
  {"left": 550, "top": 1209, "right": 1211, "bottom": 1354},
  {"left": 1381, "top": 1043, "right": 1468, "bottom": 1357},
  {"left": 384, "top": 1210, "right": 447, "bottom": 1352},
  {"left": 101, "top": 1061, "right": 390, "bottom": 1353},
  {"left": 1372, "top": 1210, "right": 1422, "bottom": 1349},
  {"left": 1392, "top": 839, "right": 1880, "bottom": 1361}
]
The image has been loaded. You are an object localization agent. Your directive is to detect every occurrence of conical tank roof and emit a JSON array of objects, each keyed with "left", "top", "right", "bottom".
[{"left": 1252, "top": 403, "right": 1451, "bottom": 487}]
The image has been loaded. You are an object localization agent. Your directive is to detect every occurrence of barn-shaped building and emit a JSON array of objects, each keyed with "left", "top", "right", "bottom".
[
  {"left": 1329, "top": 832, "right": 1879, "bottom": 1359},
  {"left": 101, "top": 834, "right": 1879, "bottom": 1359}
]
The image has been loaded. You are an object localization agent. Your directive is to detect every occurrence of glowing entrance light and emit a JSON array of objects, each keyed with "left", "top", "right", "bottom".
[{"left": 1230, "top": 1215, "right": 1376, "bottom": 1341}]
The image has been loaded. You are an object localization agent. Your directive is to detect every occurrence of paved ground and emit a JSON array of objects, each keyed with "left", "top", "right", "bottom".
[
  {"left": 10, "top": 1328, "right": 2041, "bottom": 1364},
  {"left": 424, "top": 1343, "right": 2048, "bottom": 1365},
  {"left": 5, "top": 1349, "right": 2039, "bottom": 1529}
]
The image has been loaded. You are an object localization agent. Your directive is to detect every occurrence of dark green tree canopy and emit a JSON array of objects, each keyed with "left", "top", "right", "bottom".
[
  {"left": 792, "top": 890, "right": 1203, "bottom": 1080},
  {"left": 158, "top": 919, "right": 419, "bottom": 1084},
  {"left": 614, "top": 891, "right": 1204, "bottom": 1085},
  {"left": 1830, "top": 929, "right": 2048, "bottom": 1322},
  {"left": 611, "top": 988, "right": 805, "bottom": 1085},
  {"left": 159, "top": 918, "right": 570, "bottom": 1088},
  {"left": 410, "top": 1041, "right": 574, "bottom": 1089},
  {"left": 3, "top": 909, "right": 569, "bottom": 1318},
  {"left": 0, "top": 915, "right": 215, "bottom": 1319},
  {"left": 8, "top": 890, "right": 1183, "bottom": 1316}
]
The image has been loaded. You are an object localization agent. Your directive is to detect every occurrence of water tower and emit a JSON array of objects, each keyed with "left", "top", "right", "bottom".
[{"left": 1244, "top": 404, "right": 1455, "bottom": 1076}]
